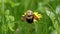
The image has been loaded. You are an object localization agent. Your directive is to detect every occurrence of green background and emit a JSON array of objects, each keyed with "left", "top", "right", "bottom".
[{"left": 0, "top": 0, "right": 60, "bottom": 34}]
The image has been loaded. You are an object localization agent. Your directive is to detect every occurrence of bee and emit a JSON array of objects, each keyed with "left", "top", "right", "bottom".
[{"left": 22, "top": 10, "right": 38, "bottom": 23}]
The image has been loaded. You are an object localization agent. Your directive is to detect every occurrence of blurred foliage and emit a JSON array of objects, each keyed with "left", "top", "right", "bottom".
[{"left": 0, "top": 0, "right": 60, "bottom": 34}]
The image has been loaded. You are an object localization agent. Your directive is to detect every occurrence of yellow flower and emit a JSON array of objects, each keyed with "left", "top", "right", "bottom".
[
  {"left": 22, "top": 13, "right": 26, "bottom": 16},
  {"left": 22, "top": 11, "right": 42, "bottom": 22},
  {"left": 34, "top": 12, "right": 42, "bottom": 19}
]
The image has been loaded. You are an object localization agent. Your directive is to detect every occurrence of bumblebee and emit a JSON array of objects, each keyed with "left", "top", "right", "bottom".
[{"left": 22, "top": 10, "right": 38, "bottom": 23}]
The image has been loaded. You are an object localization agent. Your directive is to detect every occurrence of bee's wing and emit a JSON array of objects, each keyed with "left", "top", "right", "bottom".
[{"left": 34, "top": 14, "right": 38, "bottom": 20}]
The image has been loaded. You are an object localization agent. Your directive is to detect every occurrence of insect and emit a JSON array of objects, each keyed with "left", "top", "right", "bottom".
[{"left": 22, "top": 10, "right": 38, "bottom": 23}]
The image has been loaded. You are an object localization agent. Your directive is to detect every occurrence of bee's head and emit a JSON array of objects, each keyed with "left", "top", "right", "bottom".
[{"left": 26, "top": 10, "right": 34, "bottom": 19}]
